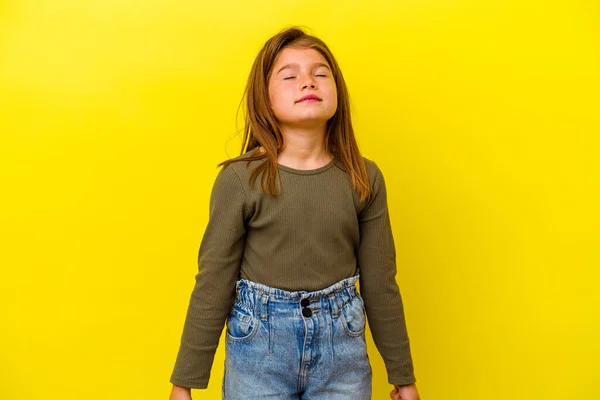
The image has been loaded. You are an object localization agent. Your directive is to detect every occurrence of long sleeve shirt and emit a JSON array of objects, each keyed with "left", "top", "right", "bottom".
[{"left": 170, "top": 151, "right": 416, "bottom": 389}]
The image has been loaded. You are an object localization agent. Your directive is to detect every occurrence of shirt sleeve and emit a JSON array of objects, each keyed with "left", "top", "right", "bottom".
[
  {"left": 356, "top": 162, "right": 417, "bottom": 386},
  {"left": 170, "top": 164, "right": 248, "bottom": 389}
]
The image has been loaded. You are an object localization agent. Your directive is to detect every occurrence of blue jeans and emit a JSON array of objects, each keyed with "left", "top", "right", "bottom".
[{"left": 222, "top": 274, "right": 372, "bottom": 399}]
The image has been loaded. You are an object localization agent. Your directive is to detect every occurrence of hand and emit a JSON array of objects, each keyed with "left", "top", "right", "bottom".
[
  {"left": 169, "top": 385, "right": 192, "bottom": 400},
  {"left": 390, "top": 383, "right": 420, "bottom": 400}
]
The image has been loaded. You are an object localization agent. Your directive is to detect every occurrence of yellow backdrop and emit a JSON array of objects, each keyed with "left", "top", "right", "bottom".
[{"left": 1, "top": 1, "right": 598, "bottom": 399}]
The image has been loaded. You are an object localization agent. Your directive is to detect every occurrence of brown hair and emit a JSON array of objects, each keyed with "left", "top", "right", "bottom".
[{"left": 217, "top": 26, "right": 371, "bottom": 203}]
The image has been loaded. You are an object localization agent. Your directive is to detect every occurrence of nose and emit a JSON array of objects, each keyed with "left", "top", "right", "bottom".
[{"left": 300, "top": 73, "right": 317, "bottom": 90}]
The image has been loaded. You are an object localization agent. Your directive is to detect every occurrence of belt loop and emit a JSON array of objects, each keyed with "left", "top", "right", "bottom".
[
  {"left": 261, "top": 291, "right": 269, "bottom": 321},
  {"left": 328, "top": 293, "right": 339, "bottom": 318},
  {"left": 335, "top": 291, "right": 345, "bottom": 314},
  {"left": 253, "top": 287, "right": 262, "bottom": 314}
]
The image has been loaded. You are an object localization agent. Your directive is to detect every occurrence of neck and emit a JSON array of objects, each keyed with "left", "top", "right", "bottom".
[{"left": 276, "top": 123, "right": 332, "bottom": 166}]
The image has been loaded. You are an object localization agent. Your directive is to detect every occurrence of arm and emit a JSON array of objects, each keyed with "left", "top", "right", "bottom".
[
  {"left": 356, "top": 161, "right": 417, "bottom": 386},
  {"left": 170, "top": 164, "right": 248, "bottom": 389}
]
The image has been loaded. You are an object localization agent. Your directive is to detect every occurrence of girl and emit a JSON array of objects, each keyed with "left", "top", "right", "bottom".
[{"left": 169, "top": 26, "right": 421, "bottom": 400}]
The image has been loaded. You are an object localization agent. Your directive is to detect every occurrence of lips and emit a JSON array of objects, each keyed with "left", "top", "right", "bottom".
[
  {"left": 296, "top": 94, "right": 322, "bottom": 103},
  {"left": 298, "top": 98, "right": 321, "bottom": 103}
]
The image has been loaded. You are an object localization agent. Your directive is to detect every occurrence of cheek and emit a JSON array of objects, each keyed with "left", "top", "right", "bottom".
[
  {"left": 268, "top": 81, "right": 282, "bottom": 105},
  {"left": 324, "top": 83, "right": 337, "bottom": 102},
  {"left": 271, "top": 89, "right": 294, "bottom": 109},
  {"left": 268, "top": 91, "right": 290, "bottom": 118},
  {"left": 267, "top": 84, "right": 276, "bottom": 106},
  {"left": 327, "top": 92, "right": 338, "bottom": 115},
  {"left": 329, "top": 88, "right": 338, "bottom": 103},
  {"left": 327, "top": 88, "right": 338, "bottom": 108}
]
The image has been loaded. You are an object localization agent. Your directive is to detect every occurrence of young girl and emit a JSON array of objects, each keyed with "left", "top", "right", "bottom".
[{"left": 169, "top": 27, "right": 420, "bottom": 400}]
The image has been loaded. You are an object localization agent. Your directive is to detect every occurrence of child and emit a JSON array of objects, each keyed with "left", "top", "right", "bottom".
[{"left": 169, "top": 26, "right": 420, "bottom": 400}]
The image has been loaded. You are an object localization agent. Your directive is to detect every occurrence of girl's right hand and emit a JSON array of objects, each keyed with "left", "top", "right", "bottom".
[{"left": 169, "top": 385, "right": 192, "bottom": 400}]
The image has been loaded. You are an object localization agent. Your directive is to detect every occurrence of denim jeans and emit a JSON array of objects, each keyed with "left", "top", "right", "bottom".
[{"left": 222, "top": 274, "right": 372, "bottom": 399}]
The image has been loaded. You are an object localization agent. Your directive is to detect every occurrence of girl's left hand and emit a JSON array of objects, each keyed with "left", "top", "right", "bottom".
[{"left": 390, "top": 383, "right": 420, "bottom": 400}]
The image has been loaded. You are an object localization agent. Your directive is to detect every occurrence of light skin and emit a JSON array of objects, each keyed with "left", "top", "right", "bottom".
[
  {"left": 391, "top": 383, "right": 421, "bottom": 400},
  {"left": 267, "top": 46, "right": 337, "bottom": 169},
  {"left": 169, "top": 385, "right": 191, "bottom": 400},
  {"left": 169, "top": 47, "right": 421, "bottom": 400}
]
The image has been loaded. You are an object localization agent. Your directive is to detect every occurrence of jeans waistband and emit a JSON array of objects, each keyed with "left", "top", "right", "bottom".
[
  {"left": 234, "top": 274, "right": 361, "bottom": 319},
  {"left": 235, "top": 274, "right": 360, "bottom": 302}
]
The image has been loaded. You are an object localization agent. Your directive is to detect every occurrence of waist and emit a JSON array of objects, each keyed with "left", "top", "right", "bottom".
[{"left": 233, "top": 274, "right": 362, "bottom": 317}]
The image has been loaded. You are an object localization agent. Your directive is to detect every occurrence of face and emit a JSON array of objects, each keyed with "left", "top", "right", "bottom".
[{"left": 268, "top": 47, "right": 338, "bottom": 129}]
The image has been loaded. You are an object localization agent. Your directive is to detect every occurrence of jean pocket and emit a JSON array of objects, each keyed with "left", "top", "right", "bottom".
[
  {"left": 226, "top": 304, "right": 259, "bottom": 342},
  {"left": 340, "top": 294, "right": 367, "bottom": 337}
]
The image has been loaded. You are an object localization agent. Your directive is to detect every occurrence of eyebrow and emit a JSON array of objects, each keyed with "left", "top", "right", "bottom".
[{"left": 276, "top": 62, "right": 331, "bottom": 74}]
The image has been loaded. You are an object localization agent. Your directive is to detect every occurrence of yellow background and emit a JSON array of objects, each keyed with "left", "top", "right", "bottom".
[{"left": 1, "top": 1, "right": 598, "bottom": 399}]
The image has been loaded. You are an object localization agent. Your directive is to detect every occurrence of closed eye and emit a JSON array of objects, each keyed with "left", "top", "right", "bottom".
[{"left": 284, "top": 74, "right": 327, "bottom": 80}]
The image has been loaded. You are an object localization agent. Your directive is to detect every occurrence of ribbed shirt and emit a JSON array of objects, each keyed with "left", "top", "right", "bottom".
[{"left": 170, "top": 151, "right": 416, "bottom": 389}]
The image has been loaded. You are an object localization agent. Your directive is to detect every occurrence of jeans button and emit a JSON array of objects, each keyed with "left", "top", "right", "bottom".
[
  {"left": 302, "top": 307, "right": 312, "bottom": 317},
  {"left": 300, "top": 298, "right": 310, "bottom": 307}
]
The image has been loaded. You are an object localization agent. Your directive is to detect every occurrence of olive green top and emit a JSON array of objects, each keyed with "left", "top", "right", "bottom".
[{"left": 170, "top": 150, "right": 416, "bottom": 388}]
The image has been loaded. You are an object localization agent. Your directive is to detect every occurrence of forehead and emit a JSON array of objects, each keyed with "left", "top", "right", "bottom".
[{"left": 272, "top": 47, "right": 330, "bottom": 68}]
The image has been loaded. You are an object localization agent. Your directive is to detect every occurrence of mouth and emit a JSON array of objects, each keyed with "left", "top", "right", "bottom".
[
  {"left": 296, "top": 94, "right": 322, "bottom": 103},
  {"left": 297, "top": 98, "right": 321, "bottom": 103}
]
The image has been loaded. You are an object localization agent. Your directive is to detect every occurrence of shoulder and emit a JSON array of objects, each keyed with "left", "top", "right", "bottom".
[
  {"left": 212, "top": 157, "right": 249, "bottom": 194},
  {"left": 214, "top": 150, "right": 262, "bottom": 189},
  {"left": 361, "top": 156, "right": 383, "bottom": 187},
  {"left": 362, "top": 156, "right": 379, "bottom": 173}
]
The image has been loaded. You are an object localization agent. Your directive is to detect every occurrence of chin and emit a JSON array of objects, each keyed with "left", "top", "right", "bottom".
[
  {"left": 298, "top": 112, "right": 335, "bottom": 120},
  {"left": 294, "top": 116, "right": 331, "bottom": 125}
]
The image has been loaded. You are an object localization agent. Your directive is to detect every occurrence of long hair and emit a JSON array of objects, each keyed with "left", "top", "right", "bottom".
[{"left": 217, "top": 26, "right": 371, "bottom": 203}]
